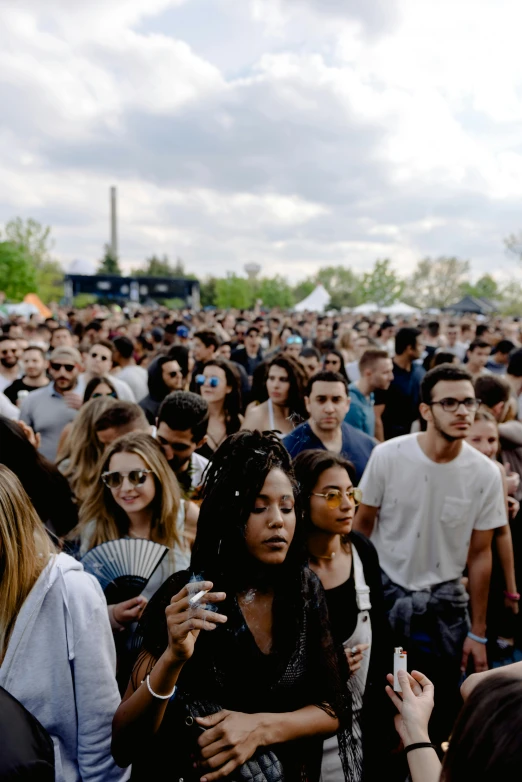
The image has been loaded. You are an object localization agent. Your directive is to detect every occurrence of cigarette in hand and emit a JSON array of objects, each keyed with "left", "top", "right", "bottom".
[{"left": 189, "top": 589, "right": 209, "bottom": 607}]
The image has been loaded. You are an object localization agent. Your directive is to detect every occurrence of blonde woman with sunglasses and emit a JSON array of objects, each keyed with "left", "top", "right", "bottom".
[
  {"left": 0, "top": 465, "right": 128, "bottom": 782},
  {"left": 293, "top": 450, "right": 395, "bottom": 782},
  {"left": 75, "top": 433, "right": 196, "bottom": 680}
]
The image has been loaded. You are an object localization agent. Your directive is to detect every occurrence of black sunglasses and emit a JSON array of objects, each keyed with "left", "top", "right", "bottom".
[{"left": 50, "top": 362, "right": 75, "bottom": 372}]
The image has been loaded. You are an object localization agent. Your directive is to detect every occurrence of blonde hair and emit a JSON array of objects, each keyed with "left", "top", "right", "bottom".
[
  {"left": 57, "top": 396, "right": 117, "bottom": 502},
  {"left": 78, "top": 432, "right": 182, "bottom": 551},
  {"left": 0, "top": 465, "right": 54, "bottom": 661},
  {"left": 474, "top": 406, "right": 498, "bottom": 426}
]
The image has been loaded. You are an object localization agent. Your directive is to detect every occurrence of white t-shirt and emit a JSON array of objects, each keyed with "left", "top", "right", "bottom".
[
  {"left": 346, "top": 361, "right": 360, "bottom": 383},
  {"left": 358, "top": 434, "right": 506, "bottom": 591},
  {"left": 190, "top": 451, "right": 209, "bottom": 489},
  {"left": 0, "top": 391, "right": 19, "bottom": 420},
  {"left": 116, "top": 366, "right": 148, "bottom": 402}
]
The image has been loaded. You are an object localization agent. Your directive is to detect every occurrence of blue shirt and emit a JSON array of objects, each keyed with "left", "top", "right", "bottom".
[
  {"left": 283, "top": 421, "right": 375, "bottom": 482},
  {"left": 345, "top": 383, "right": 375, "bottom": 437}
]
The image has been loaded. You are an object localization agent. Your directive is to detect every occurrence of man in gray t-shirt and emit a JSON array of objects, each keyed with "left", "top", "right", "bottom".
[{"left": 20, "top": 347, "right": 82, "bottom": 461}]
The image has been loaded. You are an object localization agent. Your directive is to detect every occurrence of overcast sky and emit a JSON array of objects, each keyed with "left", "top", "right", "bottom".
[{"left": 1, "top": 0, "right": 522, "bottom": 282}]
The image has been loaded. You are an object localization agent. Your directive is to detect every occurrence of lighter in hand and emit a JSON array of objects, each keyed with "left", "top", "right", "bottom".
[{"left": 393, "top": 647, "right": 407, "bottom": 692}]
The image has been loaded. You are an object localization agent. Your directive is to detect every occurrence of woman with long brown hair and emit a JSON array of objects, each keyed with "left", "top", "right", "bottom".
[
  {"left": 242, "top": 355, "right": 308, "bottom": 436},
  {"left": 194, "top": 357, "right": 243, "bottom": 459},
  {"left": 0, "top": 465, "right": 126, "bottom": 782}
]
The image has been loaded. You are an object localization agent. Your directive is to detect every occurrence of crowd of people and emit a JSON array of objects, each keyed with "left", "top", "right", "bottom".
[{"left": 1, "top": 304, "right": 522, "bottom": 780}]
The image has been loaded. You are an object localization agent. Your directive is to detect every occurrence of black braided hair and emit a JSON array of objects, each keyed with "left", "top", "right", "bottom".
[
  {"left": 191, "top": 429, "right": 304, "bottom": 580},
  {"left": 191, "top": 429, "right": 306, "bottom": 655}
]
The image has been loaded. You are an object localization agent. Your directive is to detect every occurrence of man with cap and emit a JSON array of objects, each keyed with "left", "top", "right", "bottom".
[
  {"left": 20, "top": 346, "right": 83, "bottom": 461},
  {"left": 176, "top": 325, "right": 190, "bottom": 346}
]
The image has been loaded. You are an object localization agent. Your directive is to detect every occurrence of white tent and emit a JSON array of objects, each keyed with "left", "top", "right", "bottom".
[
  {"left": 294, "top": 284, "right": 331, "bottom": 313},
  {"left": 351, "top": 301, "right": 420, "bottom": 315},
  {"left": 384, "top": 301, "right": 420, "bottom": 316},
  {"left": 351, "top": 302, "right": 379, "bottom": 314}
]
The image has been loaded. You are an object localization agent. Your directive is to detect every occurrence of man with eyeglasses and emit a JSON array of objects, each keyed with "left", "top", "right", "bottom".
[
  {"left": 355, "top": 364, "right": 508, "bottom": 744},
  {"left": 19, "top": 347, "right": 83, "bottom": 461},
  {"left": 76, "top": 340, "right": 136, "bottom": 402},
  {"left": 0, "top": 336, "right": 21, "bottom": 393}
]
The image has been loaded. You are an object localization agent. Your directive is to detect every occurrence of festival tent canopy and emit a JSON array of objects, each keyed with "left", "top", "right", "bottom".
[
  {"left": 294, "top": 284, "right": 331, "bottom": 313},
  {"left": 351, "top": 301, "right": 420, "bottom": 315},
  {"left": 351, "top": 302, "right": 379, "bottom": 314},
  {"left": 23, "top": 293, "right": 52, "bottom": 318},
  {"left": 384, "top": 301, "right": 421, "bottom": 315},
  {"left": 442, "top": 296, "right": 497, "bottom": 315}
]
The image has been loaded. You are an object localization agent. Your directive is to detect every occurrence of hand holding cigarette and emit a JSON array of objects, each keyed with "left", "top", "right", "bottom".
[{"left": 164, "top": 581, "right": 228, "bottom": 663}]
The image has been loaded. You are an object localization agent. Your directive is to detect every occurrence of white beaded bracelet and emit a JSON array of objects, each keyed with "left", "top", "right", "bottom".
[{"left": 142, "top": 673, "right": 176, "bottom": 700}]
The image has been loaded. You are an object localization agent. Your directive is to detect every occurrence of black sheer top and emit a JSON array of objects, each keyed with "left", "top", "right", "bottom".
[{"left": 129, "top": 566, "right": 353, "bottom": 782}]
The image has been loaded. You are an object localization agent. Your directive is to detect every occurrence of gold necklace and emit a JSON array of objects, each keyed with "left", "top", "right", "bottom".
[{"left": 310, "top": 550, "right": 337, "bottom": 560}]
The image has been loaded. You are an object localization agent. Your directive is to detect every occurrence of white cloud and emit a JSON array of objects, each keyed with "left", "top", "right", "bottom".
[{"left": 0, "top": 0, "right": 522, "bottom": 284}]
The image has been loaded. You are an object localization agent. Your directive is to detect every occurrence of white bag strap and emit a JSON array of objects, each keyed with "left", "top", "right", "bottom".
[{"left": 352, "top": 544, "right": 372, "bottom": 611}]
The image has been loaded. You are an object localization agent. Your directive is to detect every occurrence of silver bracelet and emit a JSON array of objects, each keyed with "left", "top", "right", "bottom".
[{"left": 142, "top": 673, "right": 176, "bottom": 700}]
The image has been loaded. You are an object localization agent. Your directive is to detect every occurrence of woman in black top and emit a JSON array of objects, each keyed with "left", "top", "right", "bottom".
[
  {"left": 113, "top": 432, "right": 354, "bottom": 782},
  {"left": 294, "top": 450, "right": 394, "bottom": 782}
]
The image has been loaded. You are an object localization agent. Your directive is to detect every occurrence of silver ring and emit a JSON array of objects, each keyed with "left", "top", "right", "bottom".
[{"left": 350, "top": 646, "right": 358, "bottom": 655}]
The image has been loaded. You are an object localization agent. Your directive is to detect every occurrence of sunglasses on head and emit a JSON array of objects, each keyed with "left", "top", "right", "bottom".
[
  {"left": 90, "top": 352, "right": 109, "bottom": 361},
  {"left": 92, "top": 391, "right": 117, "bottom": 399},
  {"left": 50, "top": 362, "right": 75, "bottom": 372},
  {"left": 312, "top": 487, "right": 363, "bottom": 509},
  {"left": 101, "top": 469, "right": 153, "bottom": 489},
  {"left": 286, "top": 336, "right": 303, "bottom": 345},
  {"left": 196, "top": 374, "right": 220, "bottom": 387}
]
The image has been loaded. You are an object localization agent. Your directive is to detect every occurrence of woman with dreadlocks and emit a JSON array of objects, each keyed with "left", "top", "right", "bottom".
[{"left": 112, "top": 431, "right": 355, "bottom": 782}]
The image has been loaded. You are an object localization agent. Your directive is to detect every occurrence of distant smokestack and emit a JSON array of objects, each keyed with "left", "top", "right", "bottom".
[{"left": 110, "top": 186, "right": 118, "bottom": 257}]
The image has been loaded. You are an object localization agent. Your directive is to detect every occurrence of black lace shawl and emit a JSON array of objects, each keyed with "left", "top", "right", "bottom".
[{"left": 130, "top": 565, "right": 356, "bottom": 782}]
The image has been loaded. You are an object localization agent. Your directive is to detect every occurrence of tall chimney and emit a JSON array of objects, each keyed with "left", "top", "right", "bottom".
[{"left": 110, "top": 186, "right": 118, "bottom": 257}]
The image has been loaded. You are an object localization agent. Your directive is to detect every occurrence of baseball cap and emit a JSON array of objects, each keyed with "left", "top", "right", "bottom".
[
  {"left": 50, "top": 346, "right": 82, "bottom": 364},
  {"left": 176, "top": 326, "right": 189, "bottom": 338}
]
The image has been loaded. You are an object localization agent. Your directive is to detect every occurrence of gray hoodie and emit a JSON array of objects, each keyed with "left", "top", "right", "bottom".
[{"left": 0, "top": 552, "right": 130, "bottom": 782}]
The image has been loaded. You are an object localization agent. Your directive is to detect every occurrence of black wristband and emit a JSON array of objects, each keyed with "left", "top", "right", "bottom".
[{"left": 405, "top": 742, "right": 437, "bottom": 754}]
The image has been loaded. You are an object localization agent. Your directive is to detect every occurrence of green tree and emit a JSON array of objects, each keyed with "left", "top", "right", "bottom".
[
  {"left": 292, "top": 278, "right": 315, "bottom": 304},
  {"left": 459, "top": 274, "right": 498, "bottom": 301},
  {"left": 215, "top": 274, "right": 254, "bottom": 309},
  {"left": 200, "top": 276, "right": 218, "bottom": 308},
  {"left": 38, "top": 260, "right": 64, "bottom": 303},
  {"left": 135, "top": 254, "right": 173, "bottom": 277},
  {"left": 0, "top": 241, "right": 38, "bottom": 300},
  {"left": 97, "top": 243, "right": 121, "bottom": 275},
  {"left": 256, "top": 276, "right": 294, "bottom": 308},
  {"left": 1, "top": 217, "right": 64, "bottom": 303},
  {"left": 359, "top": 259, "right": 404, "bottom": 307},
  {"left": 3, "top": 217, "right": 53, "bottom": 267},
  {"left": 498, "top": 280, "right": 522, "bottom": 315},
  {"left": 407, "top": 257, "right": 470, "bottom": 309},
  {"left": 316, "top": 265, "right": 363, "bottom": 310}
]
